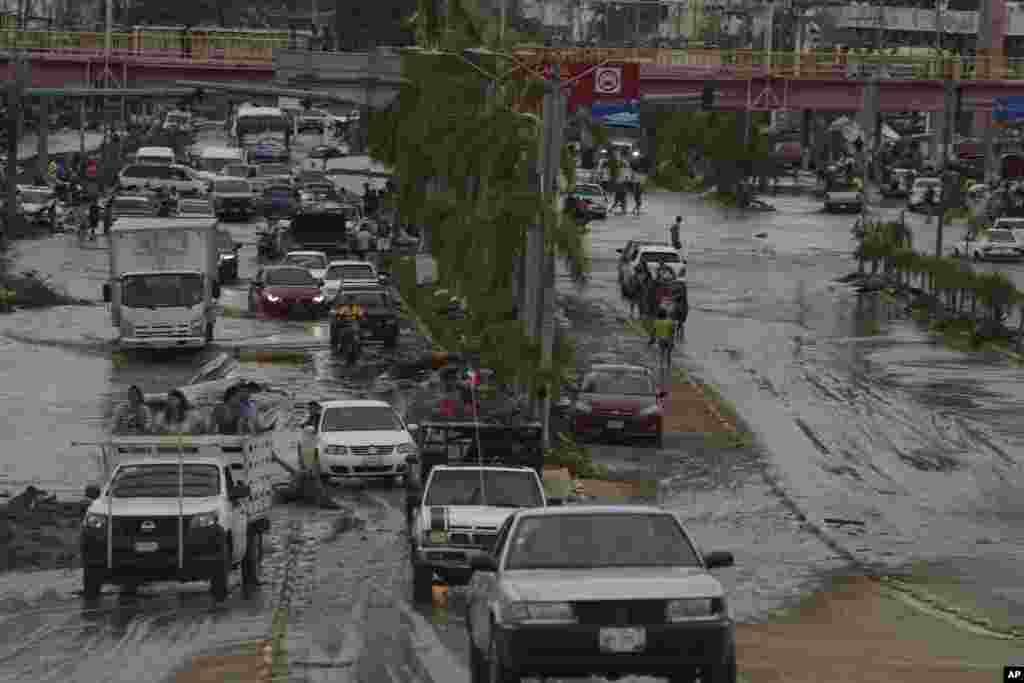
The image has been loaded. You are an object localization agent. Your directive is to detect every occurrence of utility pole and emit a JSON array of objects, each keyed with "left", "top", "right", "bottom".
[
  {"left": 536, "top": 64, "right": 565, "bottom": 449},
  {"left": 935, "top": 81, "right": 956, "bottom": 258}
]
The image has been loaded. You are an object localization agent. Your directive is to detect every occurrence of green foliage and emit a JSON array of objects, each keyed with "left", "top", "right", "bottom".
[
  {"left": 654, "top": 111, "right": 772, "bottom": 199},
  {"left": 544, "top": 432, "right": 609, "bottom": 479}
]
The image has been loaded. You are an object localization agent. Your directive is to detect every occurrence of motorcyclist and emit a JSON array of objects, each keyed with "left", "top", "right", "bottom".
[{"left": 334, "top": 296, "right": 366, "bottom": 355}]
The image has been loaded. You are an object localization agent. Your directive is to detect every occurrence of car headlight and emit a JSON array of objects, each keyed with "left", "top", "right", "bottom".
[
  {"left": 312, "top": 295, "right": 325, "bottom": 304},
  {"left": 574, "top": 400, "right": 593, "bottom": 414},
  {"left": 83, "top": 512, "right": 107, "bottom": 529},
  {"left": 266, "top": 294, "right": 281, "bottom": 303},
  {"left": 666, "top": 597, "right": 727, "bottom": 622},
  {"left": 639, "top": 403, "right": 662, "bottom": 417},
  {"left": 190, "top": 511, "right": 218, "bottom": 529},
  {"left": 323, "top": 445, "right": 348, "bottom": 455},
  {"left": 397, "top": 443, "right": 416, "bottom": 455},
  {"left": 220, "top": 253, "right": 236, "bottom": 261},
  {"left": 504, "top": 601, "right": 577, "bottom": 625}
]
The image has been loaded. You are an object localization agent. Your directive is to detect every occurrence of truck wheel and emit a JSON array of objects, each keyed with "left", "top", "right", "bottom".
[
  {"left": 82, "top": 567, "right": 103, "bottom": 600},
  {"left": 205, "top": 323, "right": 214, "bottom": 343},
  {"left": 412, "top": 561, "right": 434, "bottom": 604},
  {"left": 242, "top": 531, "right": 262, "bottom": 590},
  {"left": 210, "top": 538, "right": 231, "bottom": 602}
]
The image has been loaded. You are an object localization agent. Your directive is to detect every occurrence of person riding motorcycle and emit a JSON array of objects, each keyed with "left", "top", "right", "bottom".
[{"left": 334, "top": 298, "right": 366, "bottom": 356}]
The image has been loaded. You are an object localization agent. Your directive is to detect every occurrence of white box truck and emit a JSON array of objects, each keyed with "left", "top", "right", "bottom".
[
  {"left": 102, "top": 217, "right": 221, "bottom": 349},
  {"left": 79, "top": 434, "right": 274, "bottom": 601}
]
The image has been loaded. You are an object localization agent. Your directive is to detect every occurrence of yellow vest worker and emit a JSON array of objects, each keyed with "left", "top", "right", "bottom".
[{"left": 653, "top": 317, "right": 674, "bottom": 341}]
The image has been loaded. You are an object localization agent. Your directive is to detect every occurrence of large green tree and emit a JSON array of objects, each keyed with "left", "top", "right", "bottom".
[{"left": 369, "top": 1, "right": 587, "bottom": 391}]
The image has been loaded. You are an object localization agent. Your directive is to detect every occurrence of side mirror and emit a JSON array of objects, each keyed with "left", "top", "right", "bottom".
[
  {"left": 102, "top": 283, "right": 112, "bottom": 302},
  {"left": 317, "top": 279, "right": 325, "bottom": 287},
  {"left": 233, "top": 243, "right": 242, "bottom": 251},
  {"left": 615, "top": 248, "right": 623, "bottom": 254},
  {"left": 230, "top": 483, "right": 251, "bottom": 501},
  {"left": 84, "top": 484, "right": 101, "bottom": 500},
  {"left": 406, "top": 423, "right": 419, "bottom": 433},
  {"left": 657, "top": 390, "right": 668, "bottom": 399},
  {"left": 212, "top": 281, "right": 222, "bottom": 299},
  {"left": 470, "top": 554, "right": 498, "bottom": 572},
  {"left": 704, "top": 551, "right": 734, "bottom": 569}
]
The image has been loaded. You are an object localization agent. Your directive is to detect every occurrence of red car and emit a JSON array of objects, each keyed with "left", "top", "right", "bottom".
[
  {"left": 248, "top": 265, "right": 326, "bottom": 318},
  {"left": 569, "top": 363, "right": 665, "bottom": 446}
]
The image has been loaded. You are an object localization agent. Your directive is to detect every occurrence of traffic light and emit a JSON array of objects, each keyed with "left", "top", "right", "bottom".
[{"left": 702, "top": 82, "right": 716, "bottom": 111}]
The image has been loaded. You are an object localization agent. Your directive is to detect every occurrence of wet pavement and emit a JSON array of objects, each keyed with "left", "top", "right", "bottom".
[{"left": 2, "top": 129, "right": 1022, "bottom": 683}]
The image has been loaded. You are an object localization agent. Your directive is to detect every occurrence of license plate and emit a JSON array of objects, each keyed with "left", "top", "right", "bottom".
[
  {"left": 599, "top": 627, "right": 646, "bottom": 653},
  {"left": 607, "top": 420, "right": 625, "bottom": 429},
  {"left": 134, "top": 541, "right": 158, "bottom": 553}
]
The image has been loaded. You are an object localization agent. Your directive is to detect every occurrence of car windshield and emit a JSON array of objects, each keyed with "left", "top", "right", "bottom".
[
  {"left": 339, "top": 292, "right": 387, "bottom": 306},
  {"left": 582, "top": 372, "right": 653, "bottom": 395},
  {"left": 124, "top": 165, "right": 173, "bottom": 179},
  {"left": 285, "top": 253, "right": 327, "bottom": 269},
  {"left": 505, "top": 513, "right": 701, "bottom": 570},
  {"left": 299, "top": 173, "right": 328, "bottom": 184},
  {"left": 21, "top": 191, "right": 51, "bottom": 203},
  {"left": 320, "top": 405, "right": 403, "bottom": 431},
  {"left": 424, "top": 470, "right": 543, "bottom": 507},
  {"left": 109, "top": 464, "right": 220, "bottom": 498},
  {"left": 576, "top": 187, "right": 603, "bottom": 197},
  {"left": 214, "top": 180, "right": 250, "bottom": 193},
  {"left": 264, "top": 268, "right": 316, "bottom": 286},
  {"left": 989, "top": 231, "right": 1015, "bottom": 242},
  {"left": 326, "top": 264, "right": 375, "bottom": 280},
  {"left": 223, "top": 164, "right": 250, "bottom": 177},
  {"left": 137, "top": 155, "right": 172, "bottom": 165},
  {"left": 640, "top": 252, "right": 681, "bottom": 264},
  {"left": 916, "top": 180, "right": 940, "bottom": 188},
  {"left": 258, "top": 164, "right": 290, "bottom": 177},
  {"left": 198, "top": 157, "right": 236, "bottom": 173},
  {"left": 122, "top": 273, "right": 204, "bottom": 308}
]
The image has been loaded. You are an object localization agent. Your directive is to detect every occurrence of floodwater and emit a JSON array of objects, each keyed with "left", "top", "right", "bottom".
[
  {"left": 572, "top": 188, "right": 1024, "bottom": 629},
  {"left": 2, "top": 130, "right": 1022, "bottom": 683}
]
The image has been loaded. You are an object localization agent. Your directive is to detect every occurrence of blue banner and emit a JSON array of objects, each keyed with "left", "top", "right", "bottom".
[
  {"left": 994, "top": 96, "right": 1024, "bottom": 122},
  {"left": 591, "top": 100, "right": 640, "bottom": 128}
]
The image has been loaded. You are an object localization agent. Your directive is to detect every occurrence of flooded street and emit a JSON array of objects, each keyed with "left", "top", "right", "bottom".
[{"left": 1, "top": 125, "right": 1022, "bottom": 683}]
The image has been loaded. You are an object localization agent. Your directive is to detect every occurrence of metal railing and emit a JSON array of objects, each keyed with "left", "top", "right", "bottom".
[{"left": 4, "top": 33, "right": 1024, "bottom": 82}]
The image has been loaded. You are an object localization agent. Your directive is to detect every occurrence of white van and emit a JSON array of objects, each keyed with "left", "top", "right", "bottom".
[
  {"left": 195, "top": 146, "right": 246, "bottom": 181},
  {"left": 135, "top": 146, "right": 175, "bottom": 165}
]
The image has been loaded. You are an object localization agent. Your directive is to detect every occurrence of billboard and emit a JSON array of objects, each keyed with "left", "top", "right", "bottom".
[{"left": 590, "top": 100, "right": 640, "bottom": 128}]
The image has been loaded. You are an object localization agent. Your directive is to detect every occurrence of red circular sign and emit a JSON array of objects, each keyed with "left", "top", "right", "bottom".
[{"left": 596, "top": 68, "right": 621, "bottom": 94}]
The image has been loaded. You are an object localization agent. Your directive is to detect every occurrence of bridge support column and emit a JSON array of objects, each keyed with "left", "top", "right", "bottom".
[
  {"left": 801, "top": 110, "right": 812, "bottom": 170},
  {"left": 37, "top": 96, "right": 49, "bottom": 183}
]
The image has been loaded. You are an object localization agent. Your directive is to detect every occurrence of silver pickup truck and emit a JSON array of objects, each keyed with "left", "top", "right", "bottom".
[{"left": 409, "top": 464, "right": 547, "bottom": 602}]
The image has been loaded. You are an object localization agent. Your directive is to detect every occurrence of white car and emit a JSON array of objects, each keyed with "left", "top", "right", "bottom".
[
  {"left": 282, "top": 250, "right": 329, "bottom": 280},
  {"left": 118, "top": 163, "right": 207, "bottom": 196},
  {"left": 908, "top": 177, "right": 942, "bottom": 212},
  {"left": 321, "top": 259, "right": 380, "bottom": 301},
  {"left": 952, "top": 228, "right": 1023, "bottom": 261},
  {"left": 991, "top": 217, "right": 1024, "bottom": 252},
  {"left": 618, "top": 244, "right": 687, "bottom": 297},
  {"left": 315, "top": 399, "right": 418, "bottom": 484}
]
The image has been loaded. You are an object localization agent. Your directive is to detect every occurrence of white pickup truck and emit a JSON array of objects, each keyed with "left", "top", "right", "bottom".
[
  {"left": 409, "top": 464, "right": 547, "bottom": 602},
  {"left": 951, "top": 227, "right": 1024, "bottom": 261},
  {"left": 79, "top": 434, "right": 274, "bottom": 601}
]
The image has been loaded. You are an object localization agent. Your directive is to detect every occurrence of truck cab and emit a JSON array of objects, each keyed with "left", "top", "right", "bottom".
[
  {"left": 80, "top": 434, "right": 273, "bottom": 601},
  {"left": 102, "top": 217, "right": 221, "bottom": 349},
  {"left": 408, "top": 463, "right": 547, "bottom": 602}
]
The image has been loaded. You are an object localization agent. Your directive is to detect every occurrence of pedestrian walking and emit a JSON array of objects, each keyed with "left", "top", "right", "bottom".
[
  {"left": 613, "top": 184, "right": 627, "bottom": 215},
  {"left": 671, "top": 283, "right": 688, "bottom": 343},
  {"left": 649, "top": 308, "right": 676, "bottom": 383},
  {"left": 632, "top": 180, "right": 643, "bottom": 215},
  {"left": 669, "top": 216, "right": 682, "bottom": 250}
]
